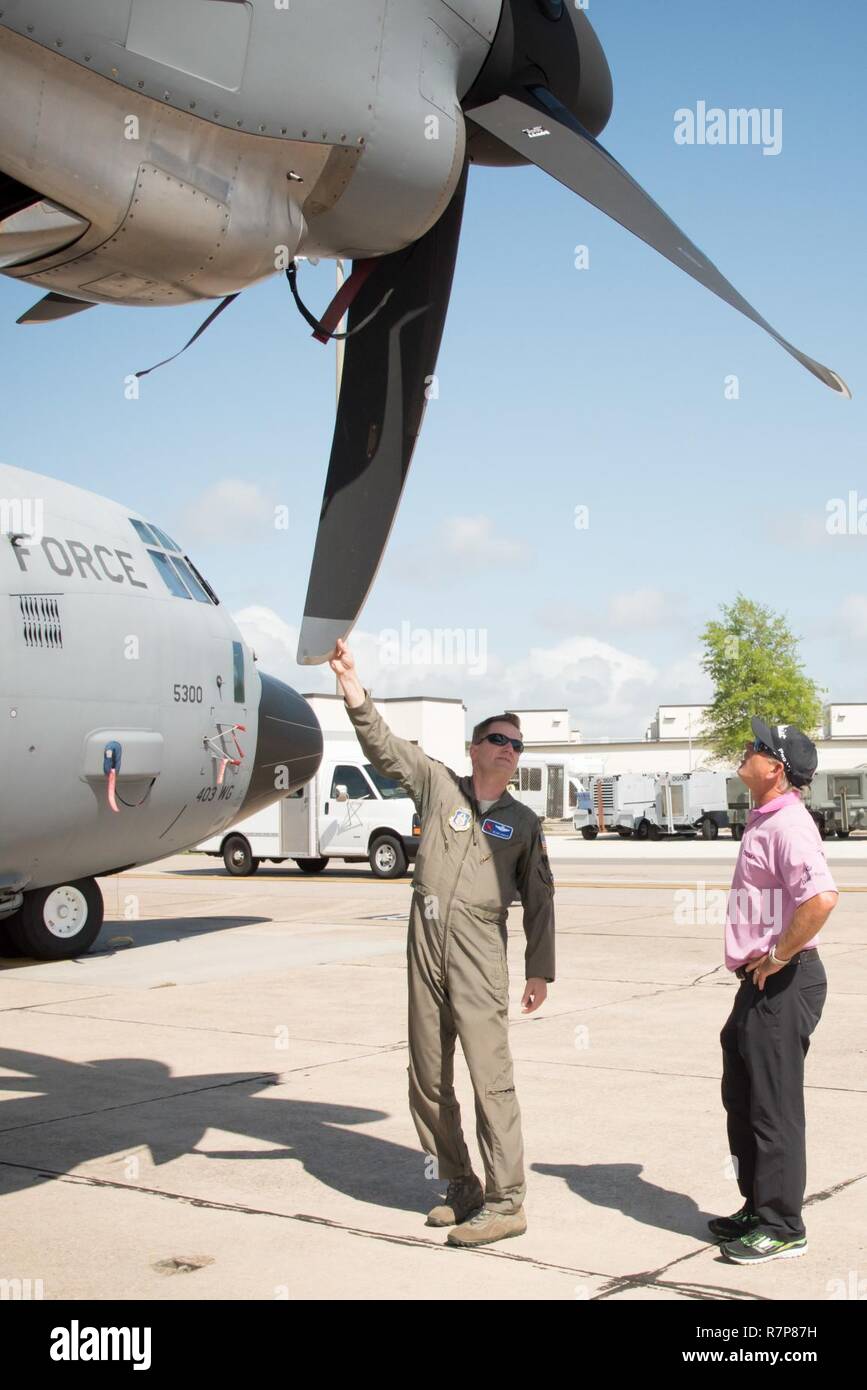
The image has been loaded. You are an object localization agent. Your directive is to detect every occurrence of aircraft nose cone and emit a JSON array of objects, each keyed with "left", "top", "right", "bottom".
[{"left": 240, "top": 672, "right": 323, "bottom": 817}]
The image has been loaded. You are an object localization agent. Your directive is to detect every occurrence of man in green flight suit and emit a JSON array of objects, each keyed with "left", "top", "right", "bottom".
[{"left": 328, "top": 638, "right": 555, "bottom": 1247}]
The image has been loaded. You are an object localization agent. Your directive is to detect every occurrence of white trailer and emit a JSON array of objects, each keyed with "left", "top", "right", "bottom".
[
  {"left": 574, "top": 774, "right": 656, "bottom": 839},
  {"left": 726, "top": 775, "right": 751, "bottom": 840},
  {"left": 651, "top": 770, "right": 729, "bottom": 839},
  {"left": 197, "top": 734, "right": 420, "bottom": 877},
  {"left": 804, "top": 769, "right": 867, "bottom": 839},
  {"left": 509, "top": 758, "right": 586, "bottom": 820}
]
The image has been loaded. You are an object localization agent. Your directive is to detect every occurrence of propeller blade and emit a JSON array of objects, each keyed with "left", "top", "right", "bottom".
[
  {"left": 17, "top": 292, "right": 95, "bottom": 324},
  {"left": 466, "top": 85, "right": 850, "bottom": 397},
  {"left": 297, "top": 165, "right": 469, "bottom": 665}
]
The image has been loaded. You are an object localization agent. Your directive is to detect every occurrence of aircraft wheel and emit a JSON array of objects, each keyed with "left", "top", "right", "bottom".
[
  {"left": 648, "top": 824, "right": 662, "bottom": 841},
  {"left": 6, "top": 879, "right": 104, "bottom": 960},
  {"left": 223, "top": 836, "right": 259, "bottom": 876},
  {"left": 294, "top": 858, "right": 328, "bottom": 874},
  {"left": 634, "top": 821, "right": 650, "bottom": 841},
  {"left": 369, "top": 835, "right": 407, "bottom": 878},
  {"left": 701, "top": 817, "right": 719, "bottom": 840}
]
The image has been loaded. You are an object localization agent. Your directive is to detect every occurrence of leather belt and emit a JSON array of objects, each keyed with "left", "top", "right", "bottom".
[{"left": 735, "top": 949, "right": 810, "bottom": 981}]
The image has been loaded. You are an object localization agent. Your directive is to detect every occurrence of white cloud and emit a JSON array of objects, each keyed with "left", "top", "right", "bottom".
[
  {"left": 440, "top": 515, "right": 530, "bottom": 568},
  {"left": 765, "top": 505, "right": 867, "bottom": 551},
  {"left": 231, "top": 609, "right": 667, "bottom": 738},
  {"left": 836, "top": 595, "right": 867, "bottom": 641},
  {"left": 232, "top": 606, "right": 331, "bottom": 693},
  {"left": 182, "top": 479, "right": 275, "bottom": 543},
  {"left": 606, "top": 588, "right": 686, "bottom": 629},
  {"left": 658, "top": 649, "right": 714, "bottom": 704},
  {"left": 389, "top": 514, "right": 531, "bottom": 583},
  {"left": 533, "top": 589, "right": 688, "bottom": 634},
  {"left": 230, "top": 612, "right": 717, "bottom": 743}
]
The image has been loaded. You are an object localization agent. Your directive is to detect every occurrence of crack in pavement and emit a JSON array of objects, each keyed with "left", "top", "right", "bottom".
[
  {"left": 510, "top": 1056, "right": 867, "bottom": 1093},
  {"left": 0, "top": 1157, "right": 601, "bottom": 1274},
  {"left": 14, "top": 1006, "right": 403, "bottom": 1049},
  {"left": 0, "top": 1157, "right": 710, "bottom": 1286},
  {"left": 0, "top": 994, "right": 114, "bottom": 1013},
  {"left": 590, "top": 1170, "right": 867, "bottom": 1301},
  {"left": 2, "top": 1157, "right": 859, "bottom": 1299}
]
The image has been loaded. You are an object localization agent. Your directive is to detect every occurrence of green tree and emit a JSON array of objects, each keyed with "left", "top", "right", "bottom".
[{"left": 700, "top": 594, "right": 824, "bottom": 764}]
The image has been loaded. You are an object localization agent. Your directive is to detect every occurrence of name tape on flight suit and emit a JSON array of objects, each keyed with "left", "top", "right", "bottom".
[{"left": 481, "top": 817, "right": 513, "bottom": 840}]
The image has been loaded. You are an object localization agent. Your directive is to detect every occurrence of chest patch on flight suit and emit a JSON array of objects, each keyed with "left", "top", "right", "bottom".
[
  {"left": 482, "top": 817, "right": 513, "bottom": 840},
  {"left": 449, "top": 807, "right": 472, "bottom": 831}
]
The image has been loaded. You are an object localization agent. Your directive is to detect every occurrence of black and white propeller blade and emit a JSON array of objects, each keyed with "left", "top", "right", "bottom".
[
  {"left": 296, "top": 166, "right": 469, "bottom": 665},
  {"left": 466, "top": 84, "right": 850, "bottom": 397}
]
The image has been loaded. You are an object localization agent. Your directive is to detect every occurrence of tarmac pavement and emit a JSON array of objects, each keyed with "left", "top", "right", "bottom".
[{"left": 0, "top": 839, "right": 864, "bottom": 1301}]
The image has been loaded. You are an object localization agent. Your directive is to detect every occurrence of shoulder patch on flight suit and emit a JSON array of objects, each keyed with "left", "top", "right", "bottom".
[
  {"left": 449, "top": 807, "right": 472, "bottom": 831},
  {"left": 481, "top": 817, "right": 514, "bottom": 840}
]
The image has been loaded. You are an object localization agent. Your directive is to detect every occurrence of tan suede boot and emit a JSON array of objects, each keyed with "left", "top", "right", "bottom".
[
  {"left": 425, "top": 1174, "right": 484, "bottom": 1227},
  {"left": 447, "top": 1205, "right": 527, "bottom": 1247}
]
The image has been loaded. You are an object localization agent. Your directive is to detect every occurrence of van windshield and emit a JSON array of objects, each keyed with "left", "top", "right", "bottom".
[{"left": 364, "top": 765, "right": 405, "bottom": 799}]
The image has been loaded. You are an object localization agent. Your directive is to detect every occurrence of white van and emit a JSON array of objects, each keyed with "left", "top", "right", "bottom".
[{"left": 197, "top": 739, "right": 420, "bottom": 877}]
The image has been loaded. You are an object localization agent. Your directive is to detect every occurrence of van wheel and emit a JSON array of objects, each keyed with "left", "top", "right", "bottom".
[
  {"left": 369, "top": 835, "right": 407, "bottom": 878},
  {"left": 580, "top": 827, "right": 598, "bottom": 840},
  {"left": 223, "top": 836, "right": 259, "bottom": 876},
  {"left": 648, "top": 824, "right": 661, "bottom": 841},
  {"left": 294, "top": 858, "right": 328, "bottom": 874},
  {"left": 701, "top": 817, "right": 719, "bottom": 840},
  {"left": 634, "top": 820, "right": 649, "bottom": 841},
  {"left": 5, "top": 878, "right": 104, "bottom": 960}
]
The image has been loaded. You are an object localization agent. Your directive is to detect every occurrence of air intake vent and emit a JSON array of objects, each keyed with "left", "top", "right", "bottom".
[{"left": 19, "top": 595, "right": 62, "bottom": 648}]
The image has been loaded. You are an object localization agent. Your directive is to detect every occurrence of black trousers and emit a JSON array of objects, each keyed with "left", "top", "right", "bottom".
[{"left": 720, "top": 950, "right": 827, "bottom": 1238}]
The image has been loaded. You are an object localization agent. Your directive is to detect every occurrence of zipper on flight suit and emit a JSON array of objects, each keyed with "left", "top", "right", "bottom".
[{"left": 441, "top": 795, "right": 479, "bottom": 979}]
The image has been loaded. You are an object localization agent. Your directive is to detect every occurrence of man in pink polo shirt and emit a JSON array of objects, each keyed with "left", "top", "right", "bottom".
[{"left": 710, "top": 717, "right": 838, "bottom": 1265}]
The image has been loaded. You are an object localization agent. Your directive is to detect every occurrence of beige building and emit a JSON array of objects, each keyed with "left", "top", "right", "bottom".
[
  {"left": 304, "top": 694, "right": 867, "bottom": 784},
  {"left": 303, "top": 692, "right": 468, "bottom": 771},
  {"left": 507, "top": 702, "right": 867, "bottom": 779}
]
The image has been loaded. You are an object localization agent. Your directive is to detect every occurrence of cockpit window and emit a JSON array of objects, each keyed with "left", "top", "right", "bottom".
[
  {"left": 185, "top": 555, "right": 219, "bottom": 604},
  {"left": 149, "top": 549, "right": 192, "bottom": 599},
  {"left": 129, "top": 518, "right": 161, "bottom": 547},
  {"left": 149, "top": 524, "right": 182, "bottom": 552},
  {"left": 130, "top": 516, "right": 220, "bottom": 605},
  {"left": 170, "top": 555, "right": 210, "bottom": 604}
]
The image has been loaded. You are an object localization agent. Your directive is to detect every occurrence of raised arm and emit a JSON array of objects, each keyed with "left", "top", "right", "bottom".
[{"left": 328, "top": 639, "right": 434, "bottom": 809}]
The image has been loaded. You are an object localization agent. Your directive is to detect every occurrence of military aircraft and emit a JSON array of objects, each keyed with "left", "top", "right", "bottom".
[
  {"left": 0, "top": 462, "right": 323, "bottom": 960},
  {"left": 0, "top": 2, "right": 851, "bottom": 664},
  {"left": 0, "top": 3, "right": 851, "bottom": 668}
]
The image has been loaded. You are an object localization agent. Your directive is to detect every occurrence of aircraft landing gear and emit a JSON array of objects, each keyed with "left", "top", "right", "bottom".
[{"left": 2, "top": 878, "right": 104, "bottom": 960}]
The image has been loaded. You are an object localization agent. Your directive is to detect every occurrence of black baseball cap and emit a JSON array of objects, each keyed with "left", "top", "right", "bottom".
[{"left": 750, "top": 716, "right": 818, "bottom": 788}]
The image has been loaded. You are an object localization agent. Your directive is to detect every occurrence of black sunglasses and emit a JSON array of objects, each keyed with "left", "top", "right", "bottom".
[
  {"left": 750, "top": 737, "right": 782, "bottom": 761},
  {"left": 481, "top": 732, "right": 524, "bottom": 753}
]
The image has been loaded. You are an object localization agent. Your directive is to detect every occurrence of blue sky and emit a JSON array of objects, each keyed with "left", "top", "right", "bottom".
[{"left": 2, "top": 0, "right": 865, "bottom": 737}]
